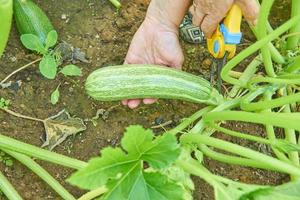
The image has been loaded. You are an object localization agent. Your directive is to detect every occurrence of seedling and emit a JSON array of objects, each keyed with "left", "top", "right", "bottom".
[
  {"left": 20, "top": 30, "right": 82, "bottom": 79},
  {"left": 0, "top": 151, "right": 13, "bottom": 167}
]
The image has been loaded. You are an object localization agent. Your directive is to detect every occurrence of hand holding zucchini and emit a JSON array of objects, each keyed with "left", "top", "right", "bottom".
[
  {"left": 13, "top": 0, "right": 54, "bottom": 44},
  {"left": 0, "top": 0, "right": 13, "bottom": 57},
  {"left": 85, "top": 65, "right": 224, "bottom": 105}
]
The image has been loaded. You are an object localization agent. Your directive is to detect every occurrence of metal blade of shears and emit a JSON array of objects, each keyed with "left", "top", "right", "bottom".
[
  {"left": 217, "top": 51, "right": 229, "bottom": 92},
  {"left": 210, "top": 51, "right": 228, "bottom": 93}
]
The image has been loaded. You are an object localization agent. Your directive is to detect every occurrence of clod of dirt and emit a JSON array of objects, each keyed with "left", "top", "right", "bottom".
[
  {"left": 0, "top": 80, "right": 22, "bottom": 91},
  {"left": 41, "top": 109, "right": 87, "bottom": 150},
  {"left": 54, "top": 41, "right": 90, "bottom": 64}
]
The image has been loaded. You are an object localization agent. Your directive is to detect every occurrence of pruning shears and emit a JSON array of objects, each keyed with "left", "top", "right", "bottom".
[{"left": 207, "top": 4, "right": 243, "bottom": 92}]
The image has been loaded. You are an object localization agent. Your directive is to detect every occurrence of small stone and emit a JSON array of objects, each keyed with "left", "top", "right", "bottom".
[
  {"left": 9, "top": 56, "right": 17, "bottom": 62},
  {"left": 154, "top": 117, "right": 164, "bottom": 125},
  {"left": 61, "top": 14, "right": 67, "bottom": 20},
  {"left": 202, "top": 58, "right": 212, "bottom": 69}
]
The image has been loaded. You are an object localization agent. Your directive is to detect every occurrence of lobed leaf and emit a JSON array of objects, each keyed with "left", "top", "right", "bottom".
[
  {"left": 122, "top": 126, "right": 180, "bottom": 169},
  {"left": 67, "top": 147, "right": 138, "bottom": 190},
  {"left": 68, "top": 125, "right": 181, "bottom": 199}
]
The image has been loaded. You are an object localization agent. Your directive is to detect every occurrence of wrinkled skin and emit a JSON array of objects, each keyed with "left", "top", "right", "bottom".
[
  {"left": 190, "top": 0, "right": 259, "bottom": 38},
  {"left": 123, "top": 0, "right": 259, "bottom": 109}
]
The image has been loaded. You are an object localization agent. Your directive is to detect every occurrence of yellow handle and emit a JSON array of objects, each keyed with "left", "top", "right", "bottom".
[{"left": 207, "top": 4, "right": 242, "bottom": 59}]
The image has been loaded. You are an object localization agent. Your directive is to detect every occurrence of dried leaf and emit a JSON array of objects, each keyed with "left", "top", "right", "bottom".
[{"left": 42, "top": 109, "right": 86, "bottom": 150}]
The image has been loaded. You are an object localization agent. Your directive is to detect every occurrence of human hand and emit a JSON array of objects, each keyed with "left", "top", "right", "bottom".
[
  {"left": 123, "top": 16, "right": 184, "bottom": 109},
  {"left": 189, "top": 0, "right": 259, "bottom": 38}
]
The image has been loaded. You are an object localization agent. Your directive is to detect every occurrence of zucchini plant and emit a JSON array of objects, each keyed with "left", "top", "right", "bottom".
[{"left": 1, "top": 0, "right": 300, "bottom": 199}]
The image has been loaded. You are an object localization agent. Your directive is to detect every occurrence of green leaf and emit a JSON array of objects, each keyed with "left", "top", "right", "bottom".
[
  {"left": 39, "top": 54, "right": 57, "bottom": 79},
  {"left": 144, "top": 172, "right": 184, "bottom": 200},
  {"left": 104, "top": 171, "right": 183, "bottom": 200},
  {"left": 45, "top": 30, "right": 58, "bottom": 49},
  {"left": 20, "top": 34, "right": 46, "bottom": 54},
  {"left": 240, "top": 181, "right": 300, "bottom": 200},
  {"left": 50, "top": 85, "right": 60, "bottom": 105},
  {"left": 60, "top": 65, "right": 82, "bottom": 76},
  {"left": 67, "top": 147, "right": 138, "bottom": 190},
  {"left": 68, "top": 125, "right": 181, "bottom": 199},
  {"left": 121, "top": 126, "right": 180, "bottom": 169}
]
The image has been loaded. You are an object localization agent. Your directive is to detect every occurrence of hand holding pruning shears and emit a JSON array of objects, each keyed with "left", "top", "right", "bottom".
[{"left": 190, "top": 0, "right": 259, "bottom": 92}]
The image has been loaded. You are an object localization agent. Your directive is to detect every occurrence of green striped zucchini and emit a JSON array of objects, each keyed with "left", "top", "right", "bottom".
[
  {"left": 13, "top": 0, "right": 54, "bottom": 44},
  {"left": 0, "top": 0, "right": 13, "bottom": 57},
  {"left": 85, "top": 65, "right": 224, "bottom": 105}
]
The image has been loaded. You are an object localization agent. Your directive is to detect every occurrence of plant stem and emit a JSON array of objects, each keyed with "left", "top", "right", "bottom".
[
  {"left": 241, "top": 87, "right": 300, "bottom": 111},
  {"left": 0, "top": 58, "right": 41, "bottom": 84},
  {"left": 251, "top": 26, "right": 285, "bottom": 64},
  {"left": 228, "top": 56, "right": 261, "bottom": 98},
  {"left": 176, "top": 159, "right": 225, "bottom": 192},
  {"left": 190, "top": 99, "right": 240, "bottom": 134},
  {"left": 263, "top": 92, "right": 291, "bottom": 163},
  {"left": 199, "top": 144, "right": 275, "bottom": 170},
  {"left": 249, "top": 76, "right": 300, "bottom": 87},
  {"left": 177, "top": 159, "right": 264, "bottom": 195},
  {"left": 286, "top": 0, "right": 300, "bottom": 49},
  {"left": 78, "top": 187, "right": 108, "bottom": 200},
  {"left": 1, "top": 108, "right": 44, "bottom": 122},
  {"left": 0, "top": 134, "right": 87, "bottom": 170},
  {"left": 222, "top": 14, "right": 300, "bottom": 86},
  {"left": 167, "top": 106, "right": 213, "bottom": 135},
  {"left": 181, "top": 134, "right": 300, "bottom": 176},
  {"left": 108, "top": 0, "right": 121, "bottom": 9},
  {"left": 211, "top": 124, "right": 272, "bottom": 144},
  {"left": 203, "top": 111, "right": 300, "bottom": 131},
  {"left": 257, "top": 0, "right": 276, "bottom": 77},
  {"left": 282, "top": 89, "right": 300, "bottom": 180},
  {"left": 3, "top": 149, "right": 76, "bottom": 200},
  {"left": 0, "top": 171, "right": 23, "bottom": 200}
]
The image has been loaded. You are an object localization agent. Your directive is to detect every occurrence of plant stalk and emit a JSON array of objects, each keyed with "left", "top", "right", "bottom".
[
  {"left": 181, "top": 134, "right": 300, "bottom": 176},
  {"left": 222, "top": 14, "right": 300, "bottom": 86},
  {"left": 286, "top": 0, "right": 300, "bottom": 49},
  {"left": 0, "top": 134, "right": 87, "bottom": 170},
  {"left": 4, "top": 149, "right": 76, "bottom": 200},
  {"left": 0, "top": 171, "right": 23, "bottom": 200}
]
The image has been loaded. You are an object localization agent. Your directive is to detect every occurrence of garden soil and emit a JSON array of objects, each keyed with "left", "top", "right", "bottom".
[{"left": 0, "top": 0, "right": 292, "bottom": 199}]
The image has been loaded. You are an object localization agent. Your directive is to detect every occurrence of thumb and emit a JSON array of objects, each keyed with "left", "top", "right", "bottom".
[{"left": 235, "top": 0, "right": 260, "bottom": 26}]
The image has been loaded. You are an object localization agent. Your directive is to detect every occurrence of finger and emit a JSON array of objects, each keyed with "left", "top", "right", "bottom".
[
  {"left": 189, "top": 5, "right": 206, "bottom": 27},
  {"left": 200, "top": 1, "right": 233, "bottom": 39},
  {"left": 121, "top": 99, "right": 128, "bottom": 106},
  {"left": 235, "top": 0, "right": 259, "bottom": 26},
  {"left": 127, "top": 99, "right": 142, "bottom": 109},
  {"left": 200, "top": 15, "right": 222, "bottom": 38},
  {"left": 143, "top": 98, "right": 157, "bottom": 104}
]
